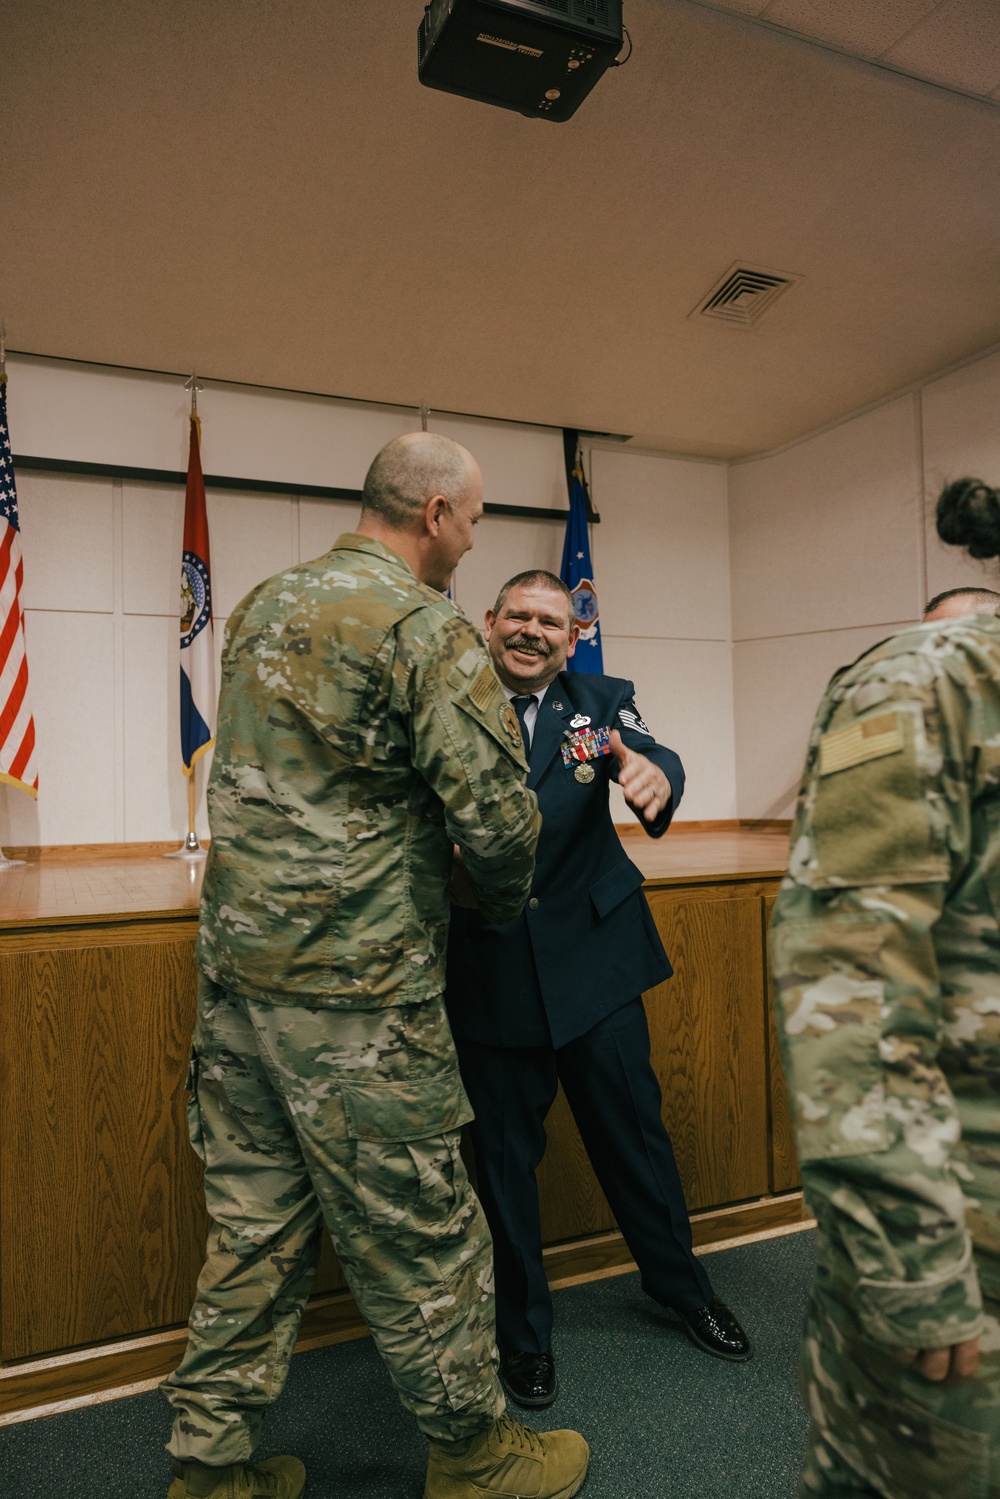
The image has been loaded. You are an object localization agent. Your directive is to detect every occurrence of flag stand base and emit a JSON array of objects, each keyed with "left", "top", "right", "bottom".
[
  {"left": 164, "top": 831, "right": 208, "bottom": 861},
  {"left": 0, "top": 850, "right": 25, "bottom": 871}
]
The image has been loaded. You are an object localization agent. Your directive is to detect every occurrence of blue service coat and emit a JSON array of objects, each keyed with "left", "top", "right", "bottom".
[{"left": 446, "top": 672, "right": 684, "bottom": 1050}]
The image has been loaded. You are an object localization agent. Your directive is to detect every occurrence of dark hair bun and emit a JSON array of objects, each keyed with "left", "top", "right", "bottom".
[{"left": 937, "top": 478, "right": 1000, "bottom": 560}]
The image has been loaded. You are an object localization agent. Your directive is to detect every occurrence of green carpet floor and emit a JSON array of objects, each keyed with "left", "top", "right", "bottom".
[{"left": 2, "top": 1229, "right": 814, "bottom": 1498}]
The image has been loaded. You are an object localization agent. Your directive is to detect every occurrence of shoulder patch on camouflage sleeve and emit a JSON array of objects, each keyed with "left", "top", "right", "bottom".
[
  {"left": 469, "top": 665, "right": 501, "bottom": 712},
  {"left": 819, "top": 712, "right": 903, "bottom": 777}
]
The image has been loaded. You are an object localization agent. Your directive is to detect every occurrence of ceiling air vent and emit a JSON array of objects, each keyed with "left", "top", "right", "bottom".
[{"left": 692, "top": 263, "right": 801, "bottom": 328}]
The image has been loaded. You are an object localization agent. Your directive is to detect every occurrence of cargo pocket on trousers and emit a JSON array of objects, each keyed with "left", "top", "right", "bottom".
[
  {"left": 828, "top": 1355, "right": 991, "bottom": 1499},
  {"left": 341, "top": 1070, "right": 474, "bottom": 1235},
  {"left": 184, "top": 1049, "right": 207, "bottom": 1162}
]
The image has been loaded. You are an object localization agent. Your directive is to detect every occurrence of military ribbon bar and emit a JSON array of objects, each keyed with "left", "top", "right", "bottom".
[{"left": 561, "top": 725, "right": 611, "bottom": 766}]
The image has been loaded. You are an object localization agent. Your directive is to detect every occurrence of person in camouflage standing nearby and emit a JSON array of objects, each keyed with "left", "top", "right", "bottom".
[
  {"left": 770, "top": 476, "right": 1000, "bottom": 1498},
  {"left": 162, "top": 432, "right": 590, "bottom": 1499}
]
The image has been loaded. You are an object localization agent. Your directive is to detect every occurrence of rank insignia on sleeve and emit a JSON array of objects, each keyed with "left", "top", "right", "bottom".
[
  {"left": 500, "top": 702, "right": 523, "bottom": 746},
  {"left": 561, "top": 725, "right": 611, "bottom": 768},
  {"left": 469, "top": 664, "right": 501, "bottom": 711},
  {"left": 618, "top": 707, "right": 649, "bottom": 735}
]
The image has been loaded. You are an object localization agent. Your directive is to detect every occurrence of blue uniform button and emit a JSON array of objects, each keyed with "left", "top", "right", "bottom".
[{"left": 528, "top": 898, "right": 540, "bottom": 910}]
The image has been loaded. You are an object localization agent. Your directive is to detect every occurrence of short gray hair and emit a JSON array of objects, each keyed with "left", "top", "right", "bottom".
[
  {"left": 493, "top": 570, "right": 575, "bottom": 628},
  {"left": 361, "top": 432, "right": 472, "bottom": 528}
]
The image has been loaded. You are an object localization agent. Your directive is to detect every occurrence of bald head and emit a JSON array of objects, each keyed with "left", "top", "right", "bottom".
[
  {"left": 922, "top": 587, "right": 1000, "bottom": 623},
  {"left": 361, "top": 432, "right": 477, "bottom": 530}
]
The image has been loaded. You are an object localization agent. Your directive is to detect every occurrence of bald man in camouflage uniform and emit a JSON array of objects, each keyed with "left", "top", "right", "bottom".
[
  {"left": 771, "top": 614, "right": 1000, "bottom": 1498},
  {"left": 163, "top": 433, "right": 589, "bottom": 1499}
]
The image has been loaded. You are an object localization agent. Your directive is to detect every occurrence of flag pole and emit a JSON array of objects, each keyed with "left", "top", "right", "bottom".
[{"left": 165, "top": 375, "right": 211, "bottom": 861}]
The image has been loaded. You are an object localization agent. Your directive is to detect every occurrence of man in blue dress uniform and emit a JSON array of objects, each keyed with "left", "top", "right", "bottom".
[{"left": 446, "top": 570, "right": 751, "bottom": 1408}]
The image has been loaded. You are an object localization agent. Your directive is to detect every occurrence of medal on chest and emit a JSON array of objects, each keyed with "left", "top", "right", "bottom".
[{"left": 561, "top": 724, "right": 611, "bottom": 784}]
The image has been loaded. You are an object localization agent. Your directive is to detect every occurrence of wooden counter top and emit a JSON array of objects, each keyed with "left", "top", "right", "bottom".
[
  {"left": 0, "top": 826, "right": 791, "bottom": 929},
  {"left": 623, "top": 825, "right": 790, "bottom": 886},
  {"left": 0, "top": 853, "right": 204, "bottom": 929}
]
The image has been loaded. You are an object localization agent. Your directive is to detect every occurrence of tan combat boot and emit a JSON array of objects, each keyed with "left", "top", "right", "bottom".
[
  {"left": 167, "top": 1456, "right": 306, "bottom": 1499},
  {"left": 425, "top": 1414, "right": 589, "bottom": 1499}
]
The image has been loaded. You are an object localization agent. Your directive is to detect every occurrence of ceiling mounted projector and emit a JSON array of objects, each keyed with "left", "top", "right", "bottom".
[{"left": 418, "top": 0, "right": 625, "bottom": 122}]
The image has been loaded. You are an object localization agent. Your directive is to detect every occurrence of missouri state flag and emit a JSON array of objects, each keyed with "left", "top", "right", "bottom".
[
  {"left": 0, "top": 371, "right": 38, "bottom": 797},
  {"left": 560, "top": 457, "right": 603, "bottom": 673},
  {"left": 179, "top": 415, "right": 215, "bottom": 773}
]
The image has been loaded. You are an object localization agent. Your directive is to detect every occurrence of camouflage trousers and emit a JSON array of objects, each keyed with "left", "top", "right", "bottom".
[
  {"left": 162, "top": 979, "right": 505, "bottom": 1464},
  {"left": 800, "top": 1283, "right": 1000, "bottom": 1498}
]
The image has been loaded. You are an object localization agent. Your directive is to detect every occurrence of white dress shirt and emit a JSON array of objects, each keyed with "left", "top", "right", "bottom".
[{"left": 503, "top": 683, "right": 550, "bottom": 749}]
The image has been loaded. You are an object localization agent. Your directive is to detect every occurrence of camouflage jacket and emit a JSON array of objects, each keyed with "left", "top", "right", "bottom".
[
  {"left": 770, "top": 615, "right": 1000, "bottom": 1351},
  {"left": 198, "top": 533, "right": 541, "bottom": 1007}
]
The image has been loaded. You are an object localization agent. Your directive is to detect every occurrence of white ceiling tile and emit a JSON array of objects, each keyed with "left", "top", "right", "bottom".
[
  {"left": 706, "top": 1, "right": 772, "bottom": 15},
  {"left": 885, "top": 0, "right": 1000, "bottom": 95},
  {"left": 759, "top": 0, "right": 941, "bottom": 57}
]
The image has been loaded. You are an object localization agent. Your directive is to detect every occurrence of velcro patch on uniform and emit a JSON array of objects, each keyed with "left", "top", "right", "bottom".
[
  {"left": 468, "top": 665, "right": 501, "bottom": 712},
  {"left": 818, "top": 712, "right": 904, "bottom": 777}
]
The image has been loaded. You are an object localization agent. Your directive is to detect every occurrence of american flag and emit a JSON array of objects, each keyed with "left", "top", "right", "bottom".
[{"left": 0, "top": 373, "right": 37, "bottom": 797}]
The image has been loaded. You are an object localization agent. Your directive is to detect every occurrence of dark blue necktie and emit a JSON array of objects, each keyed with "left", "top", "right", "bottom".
[{"left": 511, "top": 695, "right": 535, "bottom": 758}]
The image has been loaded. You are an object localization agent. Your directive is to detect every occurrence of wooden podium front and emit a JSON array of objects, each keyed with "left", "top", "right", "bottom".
[{"left": 0, "top": 826, "right": 803, "bottom": 1420}]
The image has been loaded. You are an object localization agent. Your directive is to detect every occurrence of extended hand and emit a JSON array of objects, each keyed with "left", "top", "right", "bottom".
[
  {"left": 450, "top": 846, "right": 479, "bottom": 909},
  {"left": 897, "top": 1336, "right": 980, "bottom": 1384},
  {"left": 608, "top": 730, "right": 672, "bottom": 824}
]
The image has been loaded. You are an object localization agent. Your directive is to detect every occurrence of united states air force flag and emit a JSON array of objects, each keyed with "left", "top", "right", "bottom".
[
  {"left": 560, "top": 458, "right": 603, "bottom": 673},
  {"left": 179, "top": 415, "right": 215, "bottom": 773}
]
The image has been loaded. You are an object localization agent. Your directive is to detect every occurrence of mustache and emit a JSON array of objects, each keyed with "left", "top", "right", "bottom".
[{"left": 505, "top": 634, "right": 551, "bottom": 657}]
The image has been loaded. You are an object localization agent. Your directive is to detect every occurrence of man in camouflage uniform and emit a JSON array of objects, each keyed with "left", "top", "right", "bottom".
[
  {"left": 770, "top": 613, "right": 1000, "bottom": 1498},
  {"left": 162, "top": 432, "right": 589, "bottom": 1499}
]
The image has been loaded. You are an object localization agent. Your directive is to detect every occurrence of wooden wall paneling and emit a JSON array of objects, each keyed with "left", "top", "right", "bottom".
[
  {"left": 1, "top": 944, "right": 145, "bottom": 1358},
  {"left": 126, "top": 934, "right": 208, "bottom": 1329},
  {"left": 643, "top": 886, "right": 770, "bottom": 1211},
  {"left": 762, "top": 895, "right": 801, "bottom": 1194}
]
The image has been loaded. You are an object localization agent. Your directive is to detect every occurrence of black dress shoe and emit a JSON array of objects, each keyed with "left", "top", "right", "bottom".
[
  {"left": 499, "top": 1349, "right": 559, "bottom": 1407},
  {"left": 676, "top": 1298, "right": 752, "bottom": 1362}
]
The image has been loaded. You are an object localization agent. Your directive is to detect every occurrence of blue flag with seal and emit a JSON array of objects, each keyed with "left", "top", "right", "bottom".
[
  {"left": 179, "top": 413, "right": 215, "bottom": 773},
  {"left": 560, "top": 433, "right": 603, "bottom": 673}
]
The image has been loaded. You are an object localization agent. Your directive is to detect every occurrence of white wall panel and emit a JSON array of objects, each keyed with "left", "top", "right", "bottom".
[
  {"left": 299, "top": 497, "right": 360, "bottom": 561},
  {"left": 602, "top": 636, "right": 737, "bottom": 823},
  {"left": 733, "top": 622, "right": 910, "bottom": 820},
  {"left": 922, "top": 350, "right": 1000, "bottom": 601},
  {"left": 17, "top": 472, "right": 115, "bottom": 613},
  {"left": 205, "top": 489, "right": 298, "bottom": 618},
  {"left": 729, "top": 396, "right": 922, "bottom": 641},
  {"left": 922, "top": 348, "right": 1000, "bottom": 497},
  {"left": 122, "top": 480, "right": 184, "bottom": 615},
  {"left": 591, "top": 450, "right": 730, "bottom": 642},
  {"left": 7, "top": 354, "right": 570, "bottom": 510},
  {"left": 124, "top": 483, "right": 297, "bottom": 621},
  {"left": 122, "top": 614, "right": 211, "bottom": 843},
  {"left": 455, "top": 516, "right": 564, "bottom": 633},
  {"left": 435, "top": 414, "right": 568, "bottom": 515},
  {"left": 0, "top": 611, "right": 118, "bottom": 845}
]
